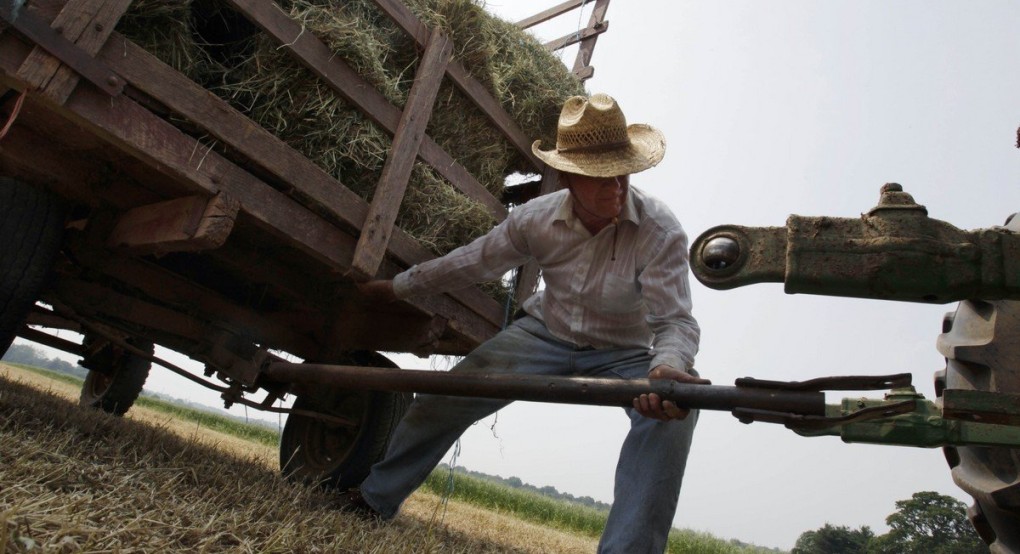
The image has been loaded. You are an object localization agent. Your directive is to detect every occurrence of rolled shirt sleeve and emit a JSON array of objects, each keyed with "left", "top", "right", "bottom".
[
  {"left": 392, "top": 212, "right": 531, "bottom": 300},
  {"left": 640, "top": 225, "right": 700, "bottom": 372}
]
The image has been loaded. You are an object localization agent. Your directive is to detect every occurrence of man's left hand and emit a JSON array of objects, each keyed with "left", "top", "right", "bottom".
[{"left": 633, "top": 365, "right": 711, "bottom": 421}]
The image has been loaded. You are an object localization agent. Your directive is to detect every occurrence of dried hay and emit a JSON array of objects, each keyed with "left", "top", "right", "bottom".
[
  {"left": 0, "top": 366, "right": 594, "bottom": 553},
  {"left": 116, "top": 0, "right": 584, "bottom": 258}
]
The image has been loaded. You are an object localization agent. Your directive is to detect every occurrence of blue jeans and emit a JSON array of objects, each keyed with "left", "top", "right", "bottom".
[{"left": 359, "top": 316, "right": 699, "bottom": 554}]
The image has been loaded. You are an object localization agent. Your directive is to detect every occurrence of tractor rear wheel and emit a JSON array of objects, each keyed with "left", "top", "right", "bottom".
[{"left": 939, "top": 296, "right": 1020, "bottom": 553}]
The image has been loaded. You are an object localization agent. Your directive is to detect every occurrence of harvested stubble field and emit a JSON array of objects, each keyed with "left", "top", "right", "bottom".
[{"left": 0, "top": 363, "right": 598, "bottom": 553}]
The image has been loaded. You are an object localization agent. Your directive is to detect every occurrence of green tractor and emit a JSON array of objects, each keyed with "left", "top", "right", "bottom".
[{"left": 690, "top": 183, "right": 1020, "bottom": 552}]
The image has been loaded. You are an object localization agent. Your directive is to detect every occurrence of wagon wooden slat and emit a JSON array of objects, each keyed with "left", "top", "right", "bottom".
[
  {"left": 352, "top": 31, "right": 453, "bottom": 280},
  {"left": 223, "top": 0, "right": 508, "bottom": 220},
  {"left": 366, "top": 0, "right": 544, "bottom": 170},
  {"left": 15, "top": 0, "right": 130, "bottom": 103}
]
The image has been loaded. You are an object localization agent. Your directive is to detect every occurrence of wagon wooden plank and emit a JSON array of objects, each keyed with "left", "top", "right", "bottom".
[
  {"left": 17, "top": 325, "right": 85, "bottom": 355},
  {"left": 370, "top": 0, "right": 430, "bottom": 44},
  {"left": 543, "top": 21, "right": 608, "bottom": 52},
  {"left": 94, "top": 33, "right": 503, "bottom": 330},
  {"left": 106, "top": 193, "right": 240, "bottom": 256},
  {"left": 17, "top": 0, "right": 107, "bottom": 88},
  {"left": 571, "top": 0, "right": 610, "bottom": 76},
  {"left": 351, "top": 31, "right": 453, "bottom": 280},
  {"left": 99, "top": 35, "right": 372, "bottom": 237},
  {"left": 54, "top": 85, "right": 496, "bottom": 344},
  {"left": 516, "top": 0, "right": 586, "bottom": 30},
  {"left": 0, "top": 31, "right": 502, "bottom": 346},
  {"left": 367, "top": 0, "right": 544, "bottom": 170},
  {"left": 322, "top": 311, "right": 454, "bottom": 356},
  {"left": 87, "top": 255, "right": 321, "bottom": 357},
  {"left": 574, "top": 65, "right": 595, "bottom": 81},
  {"left": 54, "top": 279, "right": 208, "bottom": 343},
  {"left": 222, "top": 0, "right": 506, "bottom": 220},
  {"left": 16, "top": 0, "right": 130, "bottom": 103}
]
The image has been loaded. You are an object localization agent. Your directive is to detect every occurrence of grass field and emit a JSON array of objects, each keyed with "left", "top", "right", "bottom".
[{"left": 1, "top": 363, "right": 780, "bottom": 553}]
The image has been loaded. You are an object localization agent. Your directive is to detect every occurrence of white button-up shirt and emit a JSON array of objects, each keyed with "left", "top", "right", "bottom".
[{"left": 393, "top": 186, "right": 700, "bottom": 372}]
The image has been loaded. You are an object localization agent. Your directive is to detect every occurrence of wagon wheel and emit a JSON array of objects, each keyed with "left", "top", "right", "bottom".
[
  {"left": 939, "top": 297, "right": 1020, "bottom": 552},
  {"left": 280, "top": 351, "right": 412, "bottom": 491},
  {"left": 79, "top": 335, "right": 153, "bottom": 416},
  {"left": 0, "top": 178, "right": 65, "bottom": 357}
]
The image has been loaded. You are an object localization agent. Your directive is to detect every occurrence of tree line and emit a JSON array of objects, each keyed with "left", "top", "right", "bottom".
[
  {"left": 436, "top": 463, "right": 613, "bottom": 512},
  {"left": 793, "top": 491, "right": 986, "bottom": 553},
  {"left": 2, "top": 342, "right": 87, "bottom": 377}
]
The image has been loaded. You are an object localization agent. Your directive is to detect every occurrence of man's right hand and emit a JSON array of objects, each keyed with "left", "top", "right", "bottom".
[
  {"left": 634, "top": 366, "right": 711, "bottom": 421},
  {"left": 356, "top": 280, "right": 397, "bottom": 303}
]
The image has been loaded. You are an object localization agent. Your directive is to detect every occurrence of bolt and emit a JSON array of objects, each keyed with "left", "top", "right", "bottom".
[{"left": 702, "top": 236, "right": 740, "bottom": 270}]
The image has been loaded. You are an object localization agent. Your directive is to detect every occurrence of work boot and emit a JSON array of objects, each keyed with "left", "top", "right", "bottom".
[{"left": 339, "top": 488, "right": 383, "bottom": 522}]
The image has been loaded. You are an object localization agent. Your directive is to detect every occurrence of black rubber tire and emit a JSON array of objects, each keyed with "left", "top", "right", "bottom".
[
  {"left": 280, "top": 351, "right": 412, "bottom": 491},
  {"left": 0, "top": 178, "right": 65, "bottom": 357},
  {"left": 939, "top": 299, "right": 1020, "bottom": 553},
  {"left": 79, "top": 336, "right": 153, "bottom": 416}
]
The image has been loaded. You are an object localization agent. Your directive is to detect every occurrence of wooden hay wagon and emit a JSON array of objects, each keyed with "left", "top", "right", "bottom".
[{"left": 0, "top": 0, "right": 610, "bottom": 490}]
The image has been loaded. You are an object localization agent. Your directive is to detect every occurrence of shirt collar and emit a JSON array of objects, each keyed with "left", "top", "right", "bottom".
[{"left": 553, "top": 187, "right": 640, "bottom": 226}]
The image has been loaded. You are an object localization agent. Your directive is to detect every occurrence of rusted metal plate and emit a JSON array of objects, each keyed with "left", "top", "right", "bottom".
[{"left": 942, "top": 389, "right": 1020, "bottom": 427}]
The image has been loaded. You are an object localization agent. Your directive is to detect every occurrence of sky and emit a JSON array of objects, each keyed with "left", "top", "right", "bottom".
[{"left": 10, "top": 1, "right": 1020, "bottom": 550}]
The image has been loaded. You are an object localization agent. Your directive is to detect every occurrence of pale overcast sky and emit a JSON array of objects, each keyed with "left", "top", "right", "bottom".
[
  {"left": 456, "top": 1, "right": 1020, "bottom": 549},
  {"left": 13, "top": 1, "right": 1020, "bottom": 550}
]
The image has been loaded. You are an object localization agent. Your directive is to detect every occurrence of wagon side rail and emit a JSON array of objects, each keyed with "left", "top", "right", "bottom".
[
  {"left": 0, "top": 0, "right": 609, "bottom": 355},
  {"left": 0, "top": 1, "right": 495, "bottom": 349}
]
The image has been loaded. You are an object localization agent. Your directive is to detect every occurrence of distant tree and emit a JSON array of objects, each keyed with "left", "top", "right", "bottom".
[
  {"left": 867, "top": 491, "right": 985, "bottom": 554},
  {"left": 792, "top": 523, "right": 873, "bottom": 554},
  {"left": 2, "top": 343, "right": 86, "bottom": 378}
]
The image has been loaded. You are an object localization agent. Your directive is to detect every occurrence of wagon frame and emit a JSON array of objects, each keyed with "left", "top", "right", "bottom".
[{"left": 0, "top": 0, "right": 610, "bottom": 489}]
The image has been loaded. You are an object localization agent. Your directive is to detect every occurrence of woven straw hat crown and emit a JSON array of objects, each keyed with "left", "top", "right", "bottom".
[{"left": 532, "top": 93, "right": 665, "bottom": 177}]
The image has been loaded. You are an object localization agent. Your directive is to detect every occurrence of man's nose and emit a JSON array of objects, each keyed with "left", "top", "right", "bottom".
[{"left": 603, "top": 177, "right": 624, "bottom": 189}]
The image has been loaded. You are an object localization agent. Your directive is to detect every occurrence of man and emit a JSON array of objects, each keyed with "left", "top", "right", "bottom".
[{"left": 355, "top": 93, "right": 706, "bottom": 553}]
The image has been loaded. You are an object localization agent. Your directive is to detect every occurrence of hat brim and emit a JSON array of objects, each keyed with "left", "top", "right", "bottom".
[{"left": 531, "top": 124, "right": 666, "bottom": 178}]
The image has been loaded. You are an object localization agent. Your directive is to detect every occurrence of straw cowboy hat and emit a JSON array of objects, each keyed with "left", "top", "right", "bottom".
[{"left": 532, "top": 93, "right": 666, "bottom": 178}]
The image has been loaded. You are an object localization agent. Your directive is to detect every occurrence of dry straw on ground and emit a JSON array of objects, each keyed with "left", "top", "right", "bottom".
[
  {"left": 0, "top": 364, "right": 599, "bottom": 553},
  {"left": 116, "top": 0, "right": 584, "bottom": 256}
]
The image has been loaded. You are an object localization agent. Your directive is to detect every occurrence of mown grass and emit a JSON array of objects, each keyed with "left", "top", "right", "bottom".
[
  {"left": 7, "top": 363, "right": 777, "bottom": 553},
  {"left": 8, "top": 363, "right": 280, "bottom": 446}
]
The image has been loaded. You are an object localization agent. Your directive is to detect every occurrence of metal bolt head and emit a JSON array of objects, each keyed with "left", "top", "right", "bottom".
[{"left": 702, "top": 236, "right": 740, "bottom": 270}]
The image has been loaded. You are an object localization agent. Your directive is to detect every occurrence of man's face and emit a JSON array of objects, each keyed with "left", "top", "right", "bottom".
[{"left": 566, "top": 173, "right": 630, "bottom": 220}]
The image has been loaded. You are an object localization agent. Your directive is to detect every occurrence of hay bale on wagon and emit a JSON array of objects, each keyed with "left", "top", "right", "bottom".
[{"left": 116, "top": 0, "right": 585, "bottom": 257}]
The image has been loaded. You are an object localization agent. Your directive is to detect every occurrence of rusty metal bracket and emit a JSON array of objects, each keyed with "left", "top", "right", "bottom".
[
  {"left": 941, "top": 388, "right": 1020, "bottom": 427},
  {"left": 691, "top": 184, "right": 1020, "bottom": 303},
  {"left": 0, "top": 7, "right": 123, "bottom": 96},
  {"left": 733, "top": 399, "right": 917, "bottom": 429},
  {"left": 735, "top": 372, "right": 912, "bottom": 392}
]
